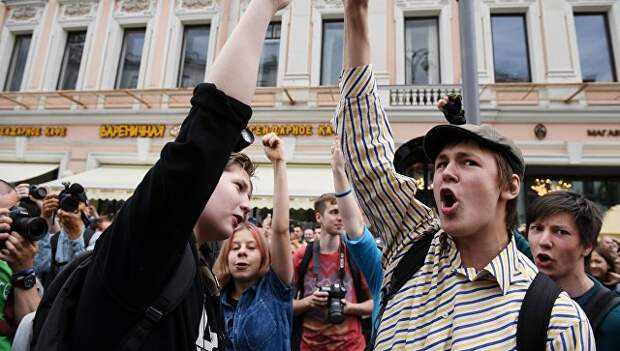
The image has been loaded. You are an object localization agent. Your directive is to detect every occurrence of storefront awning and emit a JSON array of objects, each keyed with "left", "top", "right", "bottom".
[
  {"left": 601, "top": 205, "right": 620, "bottom": 239},
  {"left": 42, "top": 165, "right": 151, "bottom": 200},
  {"left": 251, "top": 164, "right": 334, "bottom": 209},
  {"left": 39, "top": 163, "right": 334, "bottom": 207},
  {"left": 0, "top": 162, "right": 58, "bottom": 184}
]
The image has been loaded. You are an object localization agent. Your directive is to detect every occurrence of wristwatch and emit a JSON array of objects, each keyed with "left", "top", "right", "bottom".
[{"left": 11, "top": 268, "right": 36, "bottom": 290}]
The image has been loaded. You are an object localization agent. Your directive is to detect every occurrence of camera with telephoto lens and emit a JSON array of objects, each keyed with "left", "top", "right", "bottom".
[
  {"left": 58, "top": 183, "right": 87, "bottom": 213},
  {"left": 0, "top": 207, "right": 48, "bottom": 249},
  {"left": 319, "top": 283, "right": 347, "bottom": 324},
  {"left": 29, "top": 185, "right": 47, "bottom": 200}
]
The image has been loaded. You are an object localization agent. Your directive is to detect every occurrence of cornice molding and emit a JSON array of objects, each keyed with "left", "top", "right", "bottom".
[{"left": 4, "top": 0, "right": 47, "bottom": 25}]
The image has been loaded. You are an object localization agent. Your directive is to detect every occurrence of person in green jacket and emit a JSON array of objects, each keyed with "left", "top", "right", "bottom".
[{"left": 0, "top": 180, "right": 41, "bottom": 350}]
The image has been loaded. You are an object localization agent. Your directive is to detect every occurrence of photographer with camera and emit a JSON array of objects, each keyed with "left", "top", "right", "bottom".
[
  {"left": 33, "top": 183, "right": 94, "bottom": 288},
  {"left": 292, "top": 193, "right": 372, "bottom": 351},
  {"left": 0, "top": 180, "right": 44, "bottom": 351}
]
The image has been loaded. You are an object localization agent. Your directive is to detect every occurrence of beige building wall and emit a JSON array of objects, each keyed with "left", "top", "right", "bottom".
[{"left": 0, "top": 0, "right": 619, "bottom": 206}]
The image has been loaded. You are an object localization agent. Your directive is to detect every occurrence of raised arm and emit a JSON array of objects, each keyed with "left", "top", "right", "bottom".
[
  {"left": 207, "top": 0, "right": 289, "bottom": 105},
  {"left": 262, "top": 133, "right": 293, "bottom": 284},
  {"left": 93, "top": 0, "right": 285, "bottom": 308},
  {"left": 335, "top": 0, "right": 435, "bottom": 263},
  {"left": 331, "top": 137, "right": 363, "bottom": 239}
]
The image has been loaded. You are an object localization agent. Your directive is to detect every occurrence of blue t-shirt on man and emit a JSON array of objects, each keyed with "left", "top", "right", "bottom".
[{"left": 574, "top": 277, "right": 620, "bottom": 351}]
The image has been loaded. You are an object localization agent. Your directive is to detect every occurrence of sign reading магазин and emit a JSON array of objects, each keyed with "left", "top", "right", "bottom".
[
  {"left": 587, "top": 129, "right": 620, "bottom": 137},
  {"left": 0, "top": 126, "right": 66, "bottom": 137}
]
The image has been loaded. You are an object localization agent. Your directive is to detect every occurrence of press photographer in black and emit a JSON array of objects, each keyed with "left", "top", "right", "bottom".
[
  {"left": 0, "top": 180, "right": 44, "bottom": 350},
  {"left": 33, "top": 182, "right": 94, "bottom": 288}
]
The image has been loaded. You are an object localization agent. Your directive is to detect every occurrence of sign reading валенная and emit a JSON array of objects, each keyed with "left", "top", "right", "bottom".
[{"left": 99, "top": 124, "right": 166, "bottom": 138}]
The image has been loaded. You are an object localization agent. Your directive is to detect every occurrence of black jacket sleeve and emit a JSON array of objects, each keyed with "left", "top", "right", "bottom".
[{"left": 92, "top": 83, "right": 252, "bottom": 309}]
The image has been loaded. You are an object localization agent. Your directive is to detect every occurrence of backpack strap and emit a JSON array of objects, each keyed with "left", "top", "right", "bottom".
[
  {"left": 83, "top": 228, "right": 94, "bottom": 248},
  {"left": 118, "top": 243, "right": 196, "bottom": 351},
  {"left": 291, "top": 243, "right": 314, "bottom": 351},
  {"left": 581, "top": 286, "right": 620, "bottom": 333},
  {"left": 295, "top": 243, "right": 314, "bottom": 299},
  {"left": 50, "top": 231, "right": 60, "bottom": 269},
  {"left": 368, "top": 232, "right": 435, "bottom": 348},
  {"left": 516, "top": 272, "right": 562, "bottom": 351}
]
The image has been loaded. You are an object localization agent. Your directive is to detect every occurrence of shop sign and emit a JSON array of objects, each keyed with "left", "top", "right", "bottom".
[
  {"left": 0, "top": 126, "right": 67, "bottom": 137},
  {"left": 100, "top": 124, "right": 166, "bottom": 138},
  {"left": 587, "top": 129, "right": 620, "bottom": 137},
  {"left": 248, "top": 124, "right": 336, "bottom": 136}
]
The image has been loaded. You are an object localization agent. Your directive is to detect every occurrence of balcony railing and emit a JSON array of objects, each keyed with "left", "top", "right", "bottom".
[
  {"left": 387, "top": 85, "right": 462, "bottom": 106},
  {"left": 0, "top": 82, "right": 618, "bottom": 112},
  {"left": 385, "top": 82, "right": 620, "bottom": 107}
]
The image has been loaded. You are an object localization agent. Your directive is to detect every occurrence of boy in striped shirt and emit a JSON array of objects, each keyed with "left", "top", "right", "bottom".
[{"left": 334, "top": 0, "right": 595, "bottom": 349}]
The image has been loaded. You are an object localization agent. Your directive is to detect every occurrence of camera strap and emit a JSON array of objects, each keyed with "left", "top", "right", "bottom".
[{"left": 312, "top": 238, "right": 346, "bottom": 286}]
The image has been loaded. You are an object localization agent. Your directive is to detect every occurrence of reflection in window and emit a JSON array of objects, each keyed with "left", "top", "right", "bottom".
[
  {"left": 257, "top": 22, "right": 281, "bottom": 87},
  {"left": 491, "top": 15, "right": 531, "bottom": 82},
  {"left": 526, "top": 177, "right": 620, "bottom": 211},
  {"left": 58, "top": 31, "right": 87, "bottom": 90},
  {"left": 4, "top": 34, "right": 32, "bottom": 92},
  {"left": 178, "top": 25, "right": 210, "bottom": 88},
  {"left": 116, "top": 29, "right": 145, "bottom": 89},
  {"left": 405, "top": 18, "right": 440, "bottom": 84},
  {"left": 321, "top": 20, "right": 344, "bottom": 85},
  {"left": 574, "top": 13, "right": 617, "bottom": 82}
]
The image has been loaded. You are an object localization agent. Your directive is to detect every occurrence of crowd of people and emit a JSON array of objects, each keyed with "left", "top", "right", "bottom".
[{"left": 0, "top": 0, "right": 619, "bottom": 350}]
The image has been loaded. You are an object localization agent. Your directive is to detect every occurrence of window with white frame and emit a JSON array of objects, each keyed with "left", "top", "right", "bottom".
[
  {"left": 57, "top": 31, "right": 87, "bottom": 90},
  {"left": 320, "top": 20, "right": 344, "bottom": 86},
  {"left": 4, "top": 34, "right": 32, "bottom": 92},
  {"left": 491, "top": 14, "right": 531, "bottom": 83},
  {"left": 177, "top": 25, "right": 210, "bottom": 88},
  {"left": 115, "top": 28, "right": 145, "bottom": 89},
  {"left": 574, "top": 13, "right": 617, "bottom": 82},
  {"left": 257, "top": 22, "right": 281, "bottom": 87},
  {"left": 405, "top": 17, "right": 440, "bottom": 84}
]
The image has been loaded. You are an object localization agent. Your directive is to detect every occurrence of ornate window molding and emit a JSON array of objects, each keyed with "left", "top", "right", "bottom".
[
  {"left": 175, "top": 0, "right": 217, "bottom": 13},
  {"left": 311, "top": 0, "right": 343, "bottom": 10},
  {"left": 4, "top": 0, "right": 48, "bottom": 26},
  {"left": 395, "top": 0, "right": 448, "bottom": 10},
  {"left": 114, "top": 0, "right": 156, "bottom": 20},
  {"left": 57, "top": 0, "right": 99, "bottom": 23}
]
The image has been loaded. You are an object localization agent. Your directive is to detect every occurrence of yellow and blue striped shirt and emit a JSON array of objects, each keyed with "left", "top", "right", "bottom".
[{"left": 333, "top": 65, "right": 595, "bottom": 350}]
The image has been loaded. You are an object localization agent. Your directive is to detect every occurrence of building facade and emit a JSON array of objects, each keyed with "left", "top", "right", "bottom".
[{"left": 0, "top": 0, "right": 619, "bottom": 221}]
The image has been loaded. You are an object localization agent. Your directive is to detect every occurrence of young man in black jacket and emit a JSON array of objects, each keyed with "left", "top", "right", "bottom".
[{"left": 57, "top": 0, "right": 291, "bottom": 349}]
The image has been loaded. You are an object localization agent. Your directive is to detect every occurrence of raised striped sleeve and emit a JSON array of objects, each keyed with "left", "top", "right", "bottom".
[{"left": 332, "top": 65, "right": 434, "bottom": 263}]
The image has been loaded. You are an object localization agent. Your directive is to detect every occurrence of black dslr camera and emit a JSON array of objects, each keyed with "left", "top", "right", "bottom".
[
  {"left": 58, "top": 183, "right": 87, "bottom": 213},
  {"left": 319, "top": 283, "right": 347, "bottom": 324},
  {"left": 0, "top": 207, "right": 48, "bottom": 249}
]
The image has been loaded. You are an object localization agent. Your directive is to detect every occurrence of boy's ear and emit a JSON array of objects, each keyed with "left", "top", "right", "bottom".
[{"left": 501, "top": 174, "right": 520, "bottom": 201}]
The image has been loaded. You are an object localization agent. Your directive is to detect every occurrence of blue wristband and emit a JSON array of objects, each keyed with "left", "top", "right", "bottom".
[{"left": 335, "top": 189, "right": 352, "bottom": 198}]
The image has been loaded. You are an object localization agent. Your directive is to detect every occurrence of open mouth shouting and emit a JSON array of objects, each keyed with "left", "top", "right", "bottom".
[
  {"left": 535, "top": 252, "right": 553, "bottom": 269},
  {"left": 439, "top": 188, "right": 459, "bottom": 216}
]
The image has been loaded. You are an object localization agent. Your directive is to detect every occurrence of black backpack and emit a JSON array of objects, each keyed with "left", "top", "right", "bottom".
[
  {"left": 39, "top": 229, "right": 95, "bottom": 288},
  {"left": 581, "top": 285, "right": 620, "bottom": 334},
  {"left": 292, "top": 238, "right": 371, "bottom": 351},
  {"left": 369, "top": 230, "right": 562, "bottom": 351},
  {"left": 30, "top": 243, "right": 196, "bottom": 351}
]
